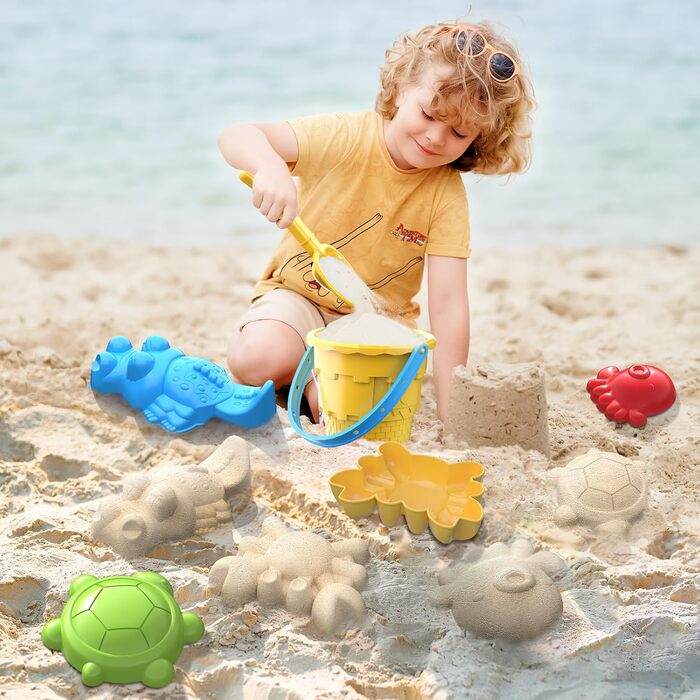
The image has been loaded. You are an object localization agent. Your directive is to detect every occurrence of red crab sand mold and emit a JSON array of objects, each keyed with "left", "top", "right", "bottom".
[{"left": 586, "top": 364, "right": 676, "bottom": 428}]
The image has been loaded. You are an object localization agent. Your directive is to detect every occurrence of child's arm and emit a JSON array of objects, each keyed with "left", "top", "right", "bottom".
[
  {"left": 427, "top": 255, "right": 470, "bottom": 422},
  {"left": 218, "top": 122, "right": 300, "bottom": 229}
]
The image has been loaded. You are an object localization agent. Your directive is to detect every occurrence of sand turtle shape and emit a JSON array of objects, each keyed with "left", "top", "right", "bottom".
[
  {"left": 552, "top": 448, "right": 647, "bottom": 535},
  {"left": 41, "top": 571, "right": 204, "bottom": 688}
]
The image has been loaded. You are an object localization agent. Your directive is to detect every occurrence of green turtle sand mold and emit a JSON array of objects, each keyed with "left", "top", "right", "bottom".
[{"left": 41, "top": 571, "right": 204, "bottom": 688}]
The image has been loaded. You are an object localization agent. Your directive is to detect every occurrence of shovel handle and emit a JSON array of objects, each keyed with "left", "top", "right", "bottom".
[{"left": 239, "top": 171, "right": 323, "bottom": 257}]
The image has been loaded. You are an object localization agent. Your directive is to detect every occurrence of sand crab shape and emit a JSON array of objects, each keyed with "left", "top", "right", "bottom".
[
  {"left": 551, "top": 448, "right": 647, "bottom": 536},
  {"left": 329, "top": 442, "right": 484, "bottom": 544},
  {"left": 208, "top": 517, "right": 369, "bottom": 633},
  {"left": 92, "top": 436, "right": 250, "bottom": 558},
  {"left": 431, "top": 540, "right": 565, "bottom": 640}
]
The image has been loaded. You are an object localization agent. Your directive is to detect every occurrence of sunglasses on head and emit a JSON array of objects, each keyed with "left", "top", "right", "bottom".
[{"left": 448, "top": 25, "right": 520, "bottom": 83}]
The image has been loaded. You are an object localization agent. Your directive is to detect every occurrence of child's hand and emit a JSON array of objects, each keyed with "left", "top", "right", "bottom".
[{"left": 251, "top": 163, "right": 299, "bottom": 229}]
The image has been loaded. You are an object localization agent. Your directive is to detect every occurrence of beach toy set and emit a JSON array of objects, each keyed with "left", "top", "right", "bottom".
[{"left": 66, "top": 169, "right": 681, "bottom": 690}]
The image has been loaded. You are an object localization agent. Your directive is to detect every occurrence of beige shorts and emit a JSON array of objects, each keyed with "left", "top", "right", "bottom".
[{"left": 237, "top": 288, "right": 343, "bottom": 348}]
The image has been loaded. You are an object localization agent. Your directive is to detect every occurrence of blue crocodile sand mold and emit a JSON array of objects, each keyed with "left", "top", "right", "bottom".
[{"left": 90, "top": 335, "right": 276, "bottom": 432}]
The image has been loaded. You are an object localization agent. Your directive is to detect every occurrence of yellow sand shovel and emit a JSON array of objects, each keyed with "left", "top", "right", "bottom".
[{"left": 239, "top": 170, "right": 363, "bottom": 308}]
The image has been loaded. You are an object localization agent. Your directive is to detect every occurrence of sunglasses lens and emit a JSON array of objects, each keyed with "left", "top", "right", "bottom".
[
  {"left": 456, "top": 30, "right": 485, "bottom": 56},
  {"left": 490, "top": 53, "right": 516, "bottom": 81}
]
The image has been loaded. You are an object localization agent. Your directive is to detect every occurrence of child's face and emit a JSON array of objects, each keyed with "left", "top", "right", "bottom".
[{"left": 384, "top": 64, "right": 479, "bottom": 171}]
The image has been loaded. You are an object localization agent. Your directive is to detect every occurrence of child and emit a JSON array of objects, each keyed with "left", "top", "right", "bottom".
[{"left": 219, "top": 21, "right": 534, "bottom": 423}]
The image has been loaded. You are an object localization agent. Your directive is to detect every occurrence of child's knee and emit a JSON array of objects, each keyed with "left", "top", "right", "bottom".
[{"left": 227, "top": 324, "right": 301, "bottom": 386}]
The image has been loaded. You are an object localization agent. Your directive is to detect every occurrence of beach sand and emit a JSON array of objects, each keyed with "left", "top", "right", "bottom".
[{"left": 0, "top": 234, "right": 698, "bottom": 698}]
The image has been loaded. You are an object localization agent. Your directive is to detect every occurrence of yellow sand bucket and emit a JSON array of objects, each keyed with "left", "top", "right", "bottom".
[{"left": 287, "top": 328, "right": 436, "bottom": 446}]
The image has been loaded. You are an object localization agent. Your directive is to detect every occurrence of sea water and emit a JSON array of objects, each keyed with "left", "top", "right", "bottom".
[{"left": 1, "top": 0, "right": 698, "bottom": 247}]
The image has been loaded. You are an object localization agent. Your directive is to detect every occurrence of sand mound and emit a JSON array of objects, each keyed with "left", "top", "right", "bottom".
[{"left": 320, "top": 311, "right": 422, "bottom": 347}]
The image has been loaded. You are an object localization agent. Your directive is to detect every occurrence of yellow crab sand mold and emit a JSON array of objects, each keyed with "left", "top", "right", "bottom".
[
  {"left": 308, "top": 329, "right": 436, "bottom": 443},
  {"left": 329, "top": 442, "right": 485, "bottom": 544}
]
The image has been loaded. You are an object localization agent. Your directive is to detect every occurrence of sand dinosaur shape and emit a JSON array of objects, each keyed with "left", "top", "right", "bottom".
[
  {"left": 208, "top": 516, "right": 369, "bottom": 634},
  {"left": 551, "top": 448, "right": 647, "bottom": 535},
  {"left": 91, "top": 335, "right": 276, "bottom": 432},
  {"left": 431, "top": 539, "right": 565, "bottom": 640},
  {"left": 92, "top": 436, "right": 250, "bottom": 558}
]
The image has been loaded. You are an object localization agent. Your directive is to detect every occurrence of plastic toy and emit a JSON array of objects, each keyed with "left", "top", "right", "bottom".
[
  {"left": 288, "top": 330, "right": 435, "bottom": 446},
  {"left": 208, "top": 516, "right": 369, "bottom": 634},
  {"left": 329, "top": 442, "right": 485, "bottom": 544},
  {"left": 90, "top": 335, "right": 276, "bottom": 432},
  {"left": 551, "top": 448, "right": 647, "bottom": 535},
  {"left": 431, "top": 540, "right": 565, "bottom": 640},
  {"left": 240, "top": 170, "right": 370, "bottom": 309},
  {"left": 41, "top": 571, "right": 204, "bottom": 688},
  {"left": 92, "top": 436, "right": 251, "bottom": 558},
  {"left": 586, "top": 364, "right": 676, "bottom": 427}
]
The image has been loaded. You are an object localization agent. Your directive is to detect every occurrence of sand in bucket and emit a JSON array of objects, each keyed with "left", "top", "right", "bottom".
[
  {"left": 311, "top": 254, "right": 433, "bottom": 442},
  {"left": 313, "top": 256, "right": 429, "bottom": 441},
  {"left": 314, "top": 314, "right": 431, "bottom": 442},
  {"left": 320, "top": 312, "right": 422, "bottom": 347}
]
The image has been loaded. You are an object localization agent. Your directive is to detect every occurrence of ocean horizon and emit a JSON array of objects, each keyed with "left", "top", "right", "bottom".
[{"left": 1, "top": 0, "right": 699, "bottom": 249}]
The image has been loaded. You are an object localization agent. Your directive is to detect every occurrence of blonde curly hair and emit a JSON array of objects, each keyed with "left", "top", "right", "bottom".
[{"left": 376, "top": 21, "right": 535, "bottom": 174}]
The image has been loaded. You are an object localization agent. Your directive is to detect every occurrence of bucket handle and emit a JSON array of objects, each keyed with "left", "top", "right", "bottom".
[{"left": 287, "top": 343, "right": 429, "bottom": 447}]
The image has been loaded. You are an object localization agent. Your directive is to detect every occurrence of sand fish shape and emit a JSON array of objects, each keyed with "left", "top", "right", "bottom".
[
  {"left": 208, "top": 516, "right": 369, "bottom": 634},
  {"left": 330, "top": 442, "right": 485, "bottom": 544},
  {"left": 431, "top": 540, "right": 565, "bottom": 640},
  {"left": 91, "top": 335, "right": 276, "bottom": 432},
  {"left": 42, "top": 571, "right": 204, "bottom": 688},
  {"left": 551, "top": 448, "right": 647, "bottom": 536},
  {"left": 92, "top": 436, "right": 250, "bottom": 558}
]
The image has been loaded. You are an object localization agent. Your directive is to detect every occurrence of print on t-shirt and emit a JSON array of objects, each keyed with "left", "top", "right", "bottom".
[{"left": 279, "top": 212, "right": 424, "bottom": 310}]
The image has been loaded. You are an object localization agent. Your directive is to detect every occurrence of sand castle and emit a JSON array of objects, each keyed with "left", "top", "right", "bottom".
[
  {"left": 444, "top": 362, "right": 550, "bottom": 455},
  {"left": 431, "top": 539, "right": 565, "bottom": 640},
  {"left": 91, "top": 436, "right": 250, "bottom": 558},
  {"left": 208, "top": 516, "right": 369, "bottom": 634},
  {"left": 551, "top": 448, "right": 648, "bottom": 535}
]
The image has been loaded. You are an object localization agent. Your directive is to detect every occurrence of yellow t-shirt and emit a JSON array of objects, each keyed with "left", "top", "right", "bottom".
[{"left": 252, "top": 111, "right": 470, "bottom": 321}]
